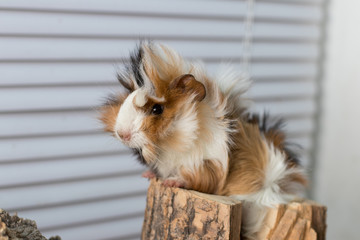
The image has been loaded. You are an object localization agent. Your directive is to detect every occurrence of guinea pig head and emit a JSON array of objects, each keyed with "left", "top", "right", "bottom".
[{"left": 108, "top": 74, "right": 206, "bottom": 163}]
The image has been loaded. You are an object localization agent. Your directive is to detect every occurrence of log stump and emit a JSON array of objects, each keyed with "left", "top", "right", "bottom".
[
  {"left": 142, "top": 179, "right": 327, "bottom": 240},
  {"left": 142, "top": 179, "right": 242, "bottom": 240}
]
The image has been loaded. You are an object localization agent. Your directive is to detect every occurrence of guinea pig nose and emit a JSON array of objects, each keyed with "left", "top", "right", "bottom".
[{"left": 118, "top": 131, "right": 132, "bottom": 141}]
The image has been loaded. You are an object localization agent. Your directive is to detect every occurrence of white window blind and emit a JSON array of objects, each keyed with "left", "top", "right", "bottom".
[{"left": 0, "top": 0, "right": 325, "bottom": 239}]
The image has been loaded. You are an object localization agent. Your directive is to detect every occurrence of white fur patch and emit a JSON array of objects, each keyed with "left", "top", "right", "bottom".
[
  {"left": 215, "top": 64, "right": 253, "bottom": 112},
  {"left": 215, "top": 64, "right": 252, "bottom": 96},
  {"left": 134, "top": 88, "right": 148, "bottom": 107},
  {"left": 231, "top": 143, "right": 300, "bottom": 203},
  {"left": 154, "top": 101, "right": 200, "bottom": 178},
  {"left": 231, "top": 142, "right": 304, "bottom": 239},
  {"left": 151, "top": 95, "right": 165, "bottom": 102},
  {"left": 154, "top": 100, "right": 229, "bottom": 180},
  {"left": 115, "top": 89, "right": 148, "bottom": 148}
]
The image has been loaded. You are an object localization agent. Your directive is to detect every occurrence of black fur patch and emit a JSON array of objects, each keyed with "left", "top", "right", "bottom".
[
  {"left": 283, "top": 143, "right": 302, "bottom": 166},
  {"left": 246, "top": 112, "right": 301, "bottom": 166},
  {"left": 129, "top": 45, "right": 145, "bottom": 88},
  {"left": 115, "top": 44, "right": 145, "bottom": 92},
  {"left": 132, "top": 148, "right": 147, "bottom": 166},
  {"left": 131, "top": 148, "right": 160, "bottom": 177},
  {"left": 117, "top": 73, "right": 134, "bottom": 92},
  {"left": 101, "top": 93, "right": 121, "bottom": 107}
]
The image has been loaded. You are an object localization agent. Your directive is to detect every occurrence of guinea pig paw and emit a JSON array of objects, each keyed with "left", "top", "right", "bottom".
[
  {"left": 141, "top": 170, "right": 156, "bottom": 179},
  {"left": 162, "top": 179, "right": 185, "bottom": 188}
]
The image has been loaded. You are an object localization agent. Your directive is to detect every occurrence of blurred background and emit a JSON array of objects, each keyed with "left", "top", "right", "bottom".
[{"left": 0, "top": 0, "right": 358, "bottom": 239}]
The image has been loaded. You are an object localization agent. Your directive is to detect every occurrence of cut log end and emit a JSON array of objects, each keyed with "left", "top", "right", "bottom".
[
  {"left": 142, "top": 179, "right": 327, "bottom": 240},
  {"left": 261, "top": 200, "right": 327, "bottom": 240},
  {"left": 141, "top": 178, "right": 242, "bottom": 240}
]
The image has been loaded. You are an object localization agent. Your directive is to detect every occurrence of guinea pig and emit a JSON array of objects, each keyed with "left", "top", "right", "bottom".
[{"left": 99, "top": 42, "right": 307, "bottom": 239}]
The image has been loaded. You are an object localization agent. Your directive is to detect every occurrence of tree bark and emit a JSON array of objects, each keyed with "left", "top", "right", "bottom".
[
  {"left": 142, "top": 179, "right": 242, "bottom": 240},
  {"left": 0, "top": 209, "right": 61, "bottom": 240}
]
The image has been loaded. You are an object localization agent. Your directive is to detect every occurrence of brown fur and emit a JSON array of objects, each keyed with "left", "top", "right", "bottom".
[
  {"left": 261, "top": 128, "right": 307, "bottom": 188},
  {"left": 279, "top": 172, "right": 308, "bottom": 193},
  {"left": 264, "top": 130, "right": 286, "bottom": 151},
  {"left": 181, "top": 159, "right": 226, "bottom": 194},
  {"left": 157, "top": 103, "right": 199, "bottom": 153},
  {"left": 141, "top": 144, "right": 158, "bottom": 164},
  {"left": 142, "top": 52, "right": 167, "bottom": 96},
  {"left": 138, "top": 96, "right": 175, "bottom": 147},
  {"left": 99, "top": 95, "right": 127, "bottom": 133},
  {"left": 142, "top": 45, "right": 183, "bottom": 97},
  {"left": 133, "top": 74, "right": 206, "bottom": 162},
  {"left": 169, "top": 74, "right": 206, "bottom": 102},
  {"left": 246, "top": 114, "right": 308, "bottom": 188},
  {"left": 221, "top": 120, "right": 269, "bottom": 196},
  {"left": 245, "top": 114, "right": 286, "bottom": 150}
]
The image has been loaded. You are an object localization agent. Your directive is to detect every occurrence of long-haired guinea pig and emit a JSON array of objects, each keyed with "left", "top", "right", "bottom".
[{"left": 99, "top": 42, "right": 307, "bottom": 239}]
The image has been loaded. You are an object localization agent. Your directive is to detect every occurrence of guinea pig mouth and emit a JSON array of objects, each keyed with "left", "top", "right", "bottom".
[{"left": 115, "top": 131, "right": 144, "bottom": 148}]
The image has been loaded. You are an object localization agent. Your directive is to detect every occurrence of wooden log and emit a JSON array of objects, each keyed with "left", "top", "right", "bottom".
[
  {"left": 141, "top": 179, "right": 242, "bottom": 240},
  {"left": 258, "top": 201, "right": 327, "bottom": 240},
  {"left": 269, "top": 209, "right": 298, "bottom": 240},
  {"left": 287, "top": 218, "right": 307, "bottom": 240},
  {"left": 142, "top": 179, "right": 327, "bottom": 240}
]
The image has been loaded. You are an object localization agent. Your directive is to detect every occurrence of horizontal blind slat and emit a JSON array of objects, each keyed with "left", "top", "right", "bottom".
[
  {"left": 7, "top": 191, "right": 147, "bottom": 213},
  {"left": 0, "top": 12, "right": 320, "bottom": 38},
  {"left": 0, "top": 82, "right": 316, "bottom": 112},
  {"left": 0, "top": 111, "right": 315, "bottom": 138},
  {"left": 252, "top": 99, "right": 316, "bottom": 116},
  {"left": 0, "top": 39, "right": 319, "bottom": 60},
  {"left": 0, "top": 62, "right": 317, "bottom": 86},
  {"left": 0, "top": 0, "right": 249, "bottom": 18},
  {"left": 0, "top": 154, "right": 143, "bottom": 187},
  {"left": 0, "top": 0, "right": 322, "bottom": 21},
  {"left": 41, "top": 217, "right": 143, "bottom": 240},
  {"left": 0, "top": 175, "right": 149, "bottom": 210},
  {"left": 0, "top": 134, "right": 125, "bottom": 161},
  {"left": 0, "top": 33, "right": 320, "bottom": 45},
  {"left": 13, "top": 196, "right": 146, "bottom": 230}
]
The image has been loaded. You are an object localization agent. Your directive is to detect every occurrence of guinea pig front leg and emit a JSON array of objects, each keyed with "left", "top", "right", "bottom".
[
  {"left": 180, "top": 159, "right": 226, "bottom": 194},
  {"left": 162, "top": 177, "right": 185, "bottom": 188},
  {"left": 141, "top": 170, "right": 157, "bottom": 179}
]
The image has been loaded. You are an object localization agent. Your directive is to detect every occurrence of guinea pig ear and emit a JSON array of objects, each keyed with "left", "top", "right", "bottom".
[{"left": 169, "top": 74, "right": 206, "bottom": 102}]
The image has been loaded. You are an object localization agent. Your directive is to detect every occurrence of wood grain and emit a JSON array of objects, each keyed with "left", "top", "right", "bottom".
[{"left": 141, "top": 179, "right": 242, "bottom": 240}]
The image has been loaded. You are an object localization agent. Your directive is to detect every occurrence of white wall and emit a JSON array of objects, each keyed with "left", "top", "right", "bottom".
[{"left": 315, "top": 0, "right": 360, "bottom": 239}]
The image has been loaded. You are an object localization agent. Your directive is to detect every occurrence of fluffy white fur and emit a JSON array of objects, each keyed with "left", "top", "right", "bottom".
[
  {"left": 115, "top": 89, "right": 148, "bottom": 148},
  {"left": 231, "top": 142, "right": 304, "bottom": 239},
  {"left": 134, "top": 88, "right": 148, "bottom": 107},
  {"left": 215, "top": 64, "right": 252, "bottom": 98},
  {"left": 154, "top": 98, "right": 230, "bottom": 180}
]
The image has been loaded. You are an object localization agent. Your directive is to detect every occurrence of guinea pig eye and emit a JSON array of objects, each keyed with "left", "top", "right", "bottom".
[{"left": 151, "top": 104, "right": 164, "bottom": 115}]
